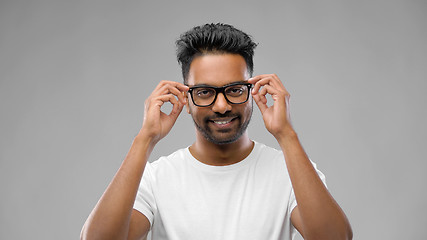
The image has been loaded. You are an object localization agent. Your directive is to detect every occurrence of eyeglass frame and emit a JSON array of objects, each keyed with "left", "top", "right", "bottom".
[{"left": 186, "top": 82, "right": 253, "bottom": 107}]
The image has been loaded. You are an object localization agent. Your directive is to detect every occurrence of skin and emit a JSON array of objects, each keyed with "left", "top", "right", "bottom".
[
  {"left": 186, "top": 54, "right": 254, "bottom": 166},
  {"left": 249, "top": 73, "right": 353, "bottom": 239},
  {"left": 81, "top": 53, "right": 353, "bottom": 240}
]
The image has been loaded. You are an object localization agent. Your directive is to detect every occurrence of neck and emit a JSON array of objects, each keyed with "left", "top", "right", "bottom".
[{"left": 189, "top": 131, "right": 254, "bottom": 166}]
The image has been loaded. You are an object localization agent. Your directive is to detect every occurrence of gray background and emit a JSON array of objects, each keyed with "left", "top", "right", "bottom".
[{"left": 1, "top": 0, "right": 426, "bottom": 239}]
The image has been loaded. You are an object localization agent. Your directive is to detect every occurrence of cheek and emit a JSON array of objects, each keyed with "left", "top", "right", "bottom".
[
  {"left": 243, "top": 101, "right": 253, "bottom": 116},
  {"left": 186, "top": 102, "right": 191, "bottom": 114},
  {"left": 185, "top": 94, "right": 191, "bottom": 114},
  {"left": 187, "top": 105, "right": 202, "bottom": 121}
]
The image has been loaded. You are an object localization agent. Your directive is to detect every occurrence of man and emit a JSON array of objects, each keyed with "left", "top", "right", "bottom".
[{"left": 81, "top": 23, "right": 352, "bottom": 240}]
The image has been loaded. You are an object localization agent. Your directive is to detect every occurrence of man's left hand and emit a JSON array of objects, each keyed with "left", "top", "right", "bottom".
[{"left": 249, "top": 74, "right": 295, "bottom": 140}]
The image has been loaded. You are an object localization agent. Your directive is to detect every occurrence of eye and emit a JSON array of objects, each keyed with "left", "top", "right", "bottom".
[
  {"left": 195, "top": 88, "right": 215, "bottom": 98},
  {"left": 226, "top": 85, "right": 245, "bottom": 97}
]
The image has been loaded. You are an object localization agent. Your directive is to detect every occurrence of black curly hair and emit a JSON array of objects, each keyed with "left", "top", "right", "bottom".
[{"left": 176, "top": 23, "right": 258, "bottom": 83}]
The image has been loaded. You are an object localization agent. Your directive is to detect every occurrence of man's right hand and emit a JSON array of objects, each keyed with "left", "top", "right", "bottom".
[
  {"left": 138, "top": 80, "right": 189, "bottom": 144},
  {"left": 81, "top": 80, "right": 189, "bottom": 240}
]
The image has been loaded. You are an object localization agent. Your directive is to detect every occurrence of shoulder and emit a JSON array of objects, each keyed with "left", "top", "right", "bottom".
[
  {"left": 147, "top": 147, "right": 190, "bottom": 175},
  {"left": 254, "top": 141, "right": 327, "bottom": 185},
  {"left": 254, "top": 141, "right": 282, "bottom": 155},
  {"left": 250, "top": 141, "right": 289, "bottom": 174},
  {"left": 253, "top": 141, "right": 285, "bottom": 163}
]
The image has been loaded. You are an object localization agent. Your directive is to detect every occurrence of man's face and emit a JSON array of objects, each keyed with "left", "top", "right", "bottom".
[{"left": 186, "top": 53, "right": 253, "bottom": 144}]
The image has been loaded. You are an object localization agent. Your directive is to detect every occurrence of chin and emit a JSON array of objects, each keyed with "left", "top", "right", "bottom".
[
  {"left": 208, "top": 136, "right": 241, "bottom": 145},
  {"left": 201, "top": 128, "right": 246, "bottom": 145}
]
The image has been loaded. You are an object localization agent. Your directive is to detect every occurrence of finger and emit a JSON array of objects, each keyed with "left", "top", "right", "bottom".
[
  {"left": 258, "top": 79, "right": 289, "bottom": 98},
  {"left": 249, "top": 74, "right": 286, "bottom": 94},
  {"left": 154, "top": 83, "right": 188, "bottom": 104},
  {"left": 161, "top": 103, "right": 183, "bottom": 132},
  {"left": 259, "top": 84, "right": 290, "bottom": 104},
  {"left": 153, "top": 80, "right": 189, "bottom": 95},
  {"left": 248, "top": 74, "right": 279, "bottom": 85},
  {"left": 259, "top": 84, "right": 280, "bottom": 96},
  {"left": 154, "top": 81, "right": 189, "bottom": 94},
  {"left": 168, "top": 93, "right": 185, "bottom": 116},
  {"left": 170, "top": 99, "right": 184, "bottom": 116},
  {"left": 251, "top": 77, "right": 274, "bottom": 95},
  {"left": 153, "top": 80, "right": 169, "bottom": 92},
  {"left": 266, "top": 74, "right": 289, "bottom": 94},
  {"left": 252, "top": 91, "right": 268, "bottom": 114},
  {"left": 248, "top": 74, "right": 264, "bottom": 83},
  {"left": 256, "top": 85, "right": 269, "bottom": 105},
  {"left": 153, "top": 94, "right": 182, "bottom": 116},
  {"left": 161, "top": 94, "right": 185, "bottom": 116},
  {"left": 160, "top": 84, "right": 187, "bottom": 104},
  {"left": 249, "top": 74, "right": 280, "bottom": 82},
  {"left": 247, "top": 75, "right": 263, "bottom": 91},
  {"left": 149, "top": 94, "right": 180, "bottom": 113}
]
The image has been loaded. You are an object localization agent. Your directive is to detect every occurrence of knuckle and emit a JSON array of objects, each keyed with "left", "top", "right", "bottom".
[{"left": 278, "top": 91, "right": 286, "bottom": 96}]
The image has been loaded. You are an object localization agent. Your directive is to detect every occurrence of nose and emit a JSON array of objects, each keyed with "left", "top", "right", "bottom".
[{"left": 211, "top": 93, "right": 232, "bottom": 114}]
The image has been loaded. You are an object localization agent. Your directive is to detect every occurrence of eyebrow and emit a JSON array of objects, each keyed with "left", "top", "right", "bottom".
[{"left": 188, "top": 80, "right": 249, "bottom": 88}]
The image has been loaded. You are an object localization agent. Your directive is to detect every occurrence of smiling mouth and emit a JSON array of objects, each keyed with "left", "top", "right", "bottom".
[
  {"left": 209, "top": 117, "right": 237, "bottom": 126},
  {"left": 213, "top": 119, "right": 232, "bottom": 125}
]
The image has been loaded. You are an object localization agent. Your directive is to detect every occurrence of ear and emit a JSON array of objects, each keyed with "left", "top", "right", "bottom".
[{"left": 184, "top": 93, "right": 190, "bottom": 114}]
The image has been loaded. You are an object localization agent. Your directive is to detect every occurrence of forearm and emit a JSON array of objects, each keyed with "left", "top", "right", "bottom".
[
  {"left": 81, "top": 133, "right": 155, "bottom": 240},
  {"left": 278, "top": 131, "right": 352, "bottom": 240}
]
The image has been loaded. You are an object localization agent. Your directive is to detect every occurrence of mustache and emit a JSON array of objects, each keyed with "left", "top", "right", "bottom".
[{"left": 204, "top": 113, "right": 240, "bottom": 121}]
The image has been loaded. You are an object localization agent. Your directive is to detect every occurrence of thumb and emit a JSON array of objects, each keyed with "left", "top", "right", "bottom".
[{"left": 252, "top": 92, "right": 268, "bottom": 114}]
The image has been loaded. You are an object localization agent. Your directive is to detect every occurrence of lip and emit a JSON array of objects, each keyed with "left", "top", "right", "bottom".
[{"left": 208, "top": 117, "right": 237, "bottom": 129}]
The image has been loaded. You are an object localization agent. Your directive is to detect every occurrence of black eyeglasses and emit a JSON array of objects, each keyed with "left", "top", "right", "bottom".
[{"left": 187, "top": 82, "right": 252, "bottom": 107}]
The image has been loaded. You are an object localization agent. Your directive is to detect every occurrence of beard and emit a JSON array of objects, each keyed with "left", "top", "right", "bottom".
[{"left": 190, "top": 104, "right": 253, "bottom": 145}]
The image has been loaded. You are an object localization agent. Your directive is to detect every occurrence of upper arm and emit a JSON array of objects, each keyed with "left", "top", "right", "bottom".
[
  {"left": 291, "top": 206, "right": 305, "bottom": 238},
  {"left": 127, "top": 209, "right": 151, "bottom": 240}
]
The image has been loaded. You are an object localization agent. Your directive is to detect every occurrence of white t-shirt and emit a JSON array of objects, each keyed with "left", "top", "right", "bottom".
[{"left": 134, "top": 141, "right": 326, "bottom": 240}]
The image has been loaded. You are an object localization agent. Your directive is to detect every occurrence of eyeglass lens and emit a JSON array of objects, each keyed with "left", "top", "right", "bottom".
[{"left": 191, "top": 84, "right": 250, "bottom": 106}]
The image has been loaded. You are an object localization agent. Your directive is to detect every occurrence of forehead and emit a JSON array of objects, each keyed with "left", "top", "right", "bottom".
[{"left": 187, "top": 54, "right": 249, "bottom": 87}]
